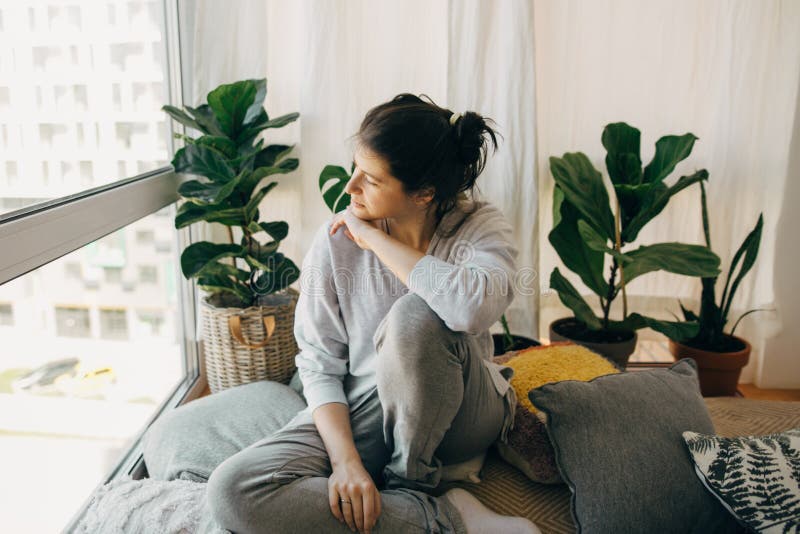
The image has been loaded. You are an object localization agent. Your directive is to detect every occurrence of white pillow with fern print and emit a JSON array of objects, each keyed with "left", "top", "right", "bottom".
[{"left": 683, "top": 428, "right": 800, "bottom": 534}]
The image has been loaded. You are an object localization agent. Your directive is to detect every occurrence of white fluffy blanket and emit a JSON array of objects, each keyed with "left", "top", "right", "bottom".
[{"left": 74, "top": 476, "right": 226, "bottom": 534}]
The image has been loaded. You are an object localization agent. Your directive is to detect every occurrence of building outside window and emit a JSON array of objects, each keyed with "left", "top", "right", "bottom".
[
  {"left": 138, "top": 265, "right": 158, "bottom": 284},
  {"left": 55, "top": 306, "right": 91, "bottom": 338},
  {"left": 99, "top": 308, "right": 129, "bottom": 340},
  {"left": 0, "top": 303, "right": 13, "bottom": 326},
  {"left": 0, "top": 2, "right": 199, "bottom": 532}
]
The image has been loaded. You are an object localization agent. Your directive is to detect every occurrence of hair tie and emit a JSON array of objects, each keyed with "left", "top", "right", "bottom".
[{"left": 449, "top": 112, "right": 462, "bottom": 126}]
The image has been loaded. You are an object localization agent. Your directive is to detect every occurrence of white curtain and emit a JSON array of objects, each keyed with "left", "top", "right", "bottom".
[
  {"left": 534, "top": 0, "right": 800, "bottom": 385},
  {"left": 180, "top": 0, "right": 800, "bottom": 386},
  {"left": 181, "top": 0, "right": 539, "bottom": 339}
]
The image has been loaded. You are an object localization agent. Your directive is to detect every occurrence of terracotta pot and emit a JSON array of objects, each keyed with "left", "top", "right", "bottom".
[
  {"left": 549, "top": 317, "right": 637, "bottom": 370},
  {"left": 668, "top": 336, "right": 750, "bottom": 396}
]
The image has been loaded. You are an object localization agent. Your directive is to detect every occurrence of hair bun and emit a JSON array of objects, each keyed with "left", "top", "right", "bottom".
[{"left": 452, "top": 111, "right": 499, "bottom": 173}]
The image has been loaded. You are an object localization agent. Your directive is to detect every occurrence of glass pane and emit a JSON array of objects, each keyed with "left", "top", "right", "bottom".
[
  {"left": 0, "top": 0, "right": 171, "bottom": 217},
  {"left": 0, "top": 206, "right": 185, "bottom": 532}
]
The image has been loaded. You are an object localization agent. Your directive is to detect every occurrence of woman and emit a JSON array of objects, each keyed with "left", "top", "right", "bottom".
[{"left": 206, "top": 94, "right": 538, "bottom": 534}]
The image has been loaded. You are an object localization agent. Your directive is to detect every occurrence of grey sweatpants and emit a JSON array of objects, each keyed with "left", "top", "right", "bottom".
[{"left": 204, "top": 293, "right": 515, "bottom": 533}]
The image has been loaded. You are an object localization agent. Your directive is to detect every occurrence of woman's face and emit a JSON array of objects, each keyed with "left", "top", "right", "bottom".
[{"left": 344, "top": 146, "right": 431, "bottom": 220}]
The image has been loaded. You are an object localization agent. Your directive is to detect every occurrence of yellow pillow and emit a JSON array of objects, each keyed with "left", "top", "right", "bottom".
[
  {"left": 505, "top": 342, "right": 620, "bottom": 413},
  {"left": 493, "top": 342, "right": 620, "bottom": 484}
]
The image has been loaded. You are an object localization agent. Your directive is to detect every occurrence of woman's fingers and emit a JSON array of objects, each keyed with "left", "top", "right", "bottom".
[
  {"left": 373, "top": 490, "right": 382, "bottom": 529},
  {"left": 341, "top": 494, "right": 357, "bottom": 532},
  {"left": 328, "top": 486, "right": 345, "bottom": 524},
  {"left": 362, "top": 489, "right": 376, "bottom": 533},
  {"left": 351, "top": 490, "right": 365, "bottom": 533}
]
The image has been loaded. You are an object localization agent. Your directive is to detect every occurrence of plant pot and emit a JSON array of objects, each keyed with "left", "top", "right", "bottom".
[
  {"left": 667, "top": 336, "right": 750, "bottom": 396},
  {"left": 492, "top": 333, "right": 541, "bottom": 356},
  {"left": 200, "top": 288, "right": 299, "bottom": 393},
  {"left": 548, "top": 317, "right": 637, "bottom": 370}
]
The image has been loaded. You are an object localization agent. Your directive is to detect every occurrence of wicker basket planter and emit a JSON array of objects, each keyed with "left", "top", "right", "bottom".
[{"left": 200, "top": 288, "right": 299, "bottom": 393}]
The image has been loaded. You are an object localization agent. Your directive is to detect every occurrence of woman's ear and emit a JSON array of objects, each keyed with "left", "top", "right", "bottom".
[{"left": 413, "top": 187, "right": 435, "bottom": 207}]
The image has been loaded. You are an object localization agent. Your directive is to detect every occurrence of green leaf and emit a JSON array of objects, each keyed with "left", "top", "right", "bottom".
[
  {"left": 196, "top": 274, "right": 251, "bottom": 304},
  {"left": 549, "top": 268, "right": 602, "bottom": 329},
  {"left": 195, "top": 136, "right": 238, "bottom": 159},
  {"left": 252, "top": 255, "right": 301, "bottom": 295},
  {"left": 643, "top": 133, "right": 698, "bottom": 184},
  {"left": 602, "top": 122, "right": 642, "bottom": 186},
  {"left": 163, "top": 105, "right": 202, "bottom": 133},
  {"left": 254, "top": 144, "right": 294, "bottom": 168},
  {"left": 319, "top": 165, "right": 352, "bottom": 213},
  {"left": 174, "top": 202, "right": 245, "bottom": 229},
  {"left": 617, "top": 242, "right": 721, "bottom": 287},
  {"left": 244, "top": 182, "right": 279, "bottom": 222},
  {"left": 239, "top": 159, "right": 299, "bottom": 197},
  {"left": 243, "top": 78, "right": 267, "bottom": 126},
  {"left": 207, "top": 80, "right": 258, "bottom": 138},
  {"left": 622, "top": 169, "right": 709, "bottom": 243},
  {"left": 256, "top": 221, "right": 289, "bottom": 241},
  {"left": 617, "top": 313, "right": 700, "bottom": 341},
  {"left": 549, "top": 153, "right": 616, "bottom": 240},
  {"left": 195, "top": 260, "right": 250, "bottom": 282},
  {"left": 576, "top": 219, "right": 632, "bottom": 265},
  {"left": 180, "top": 242, "right": 244, "bottom": 278},
  {"left": 172, "top": 143, "right": 236, "bottom": 183},
  {"left": 234, "top": 111, "right": 299, "bottom": 146},
  {"left": 243, "top": 240, "right": 281, "bottom": 271},
  {"left": 679, "top": 301, "right": 700, "bottom": 322},
  {"left": 721, "top": 214, "right": 763, "bottom": 322},
  {"left": 185, "top": 105, "right": 225, "bottom": 136},
  {"left": 549, "top": 188, "right": 608, "bottom": 296},
  {"left": 178, "top": 172, "right": 242, "bottom": 205}
]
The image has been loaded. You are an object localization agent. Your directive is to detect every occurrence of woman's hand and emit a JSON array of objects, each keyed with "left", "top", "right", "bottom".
[
  {"left": 329, "top": 205, "right": 385, "bottom": 251},
  {"left": 328, "top": 458, "right": 382, "bottom": 534}
]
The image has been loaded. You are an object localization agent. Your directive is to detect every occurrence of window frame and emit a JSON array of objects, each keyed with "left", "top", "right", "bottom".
[{"left": 0, "top": 1, "right": 204, "bottom": 530}]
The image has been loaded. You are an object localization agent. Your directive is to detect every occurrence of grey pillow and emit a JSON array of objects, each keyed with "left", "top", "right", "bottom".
[
  {"left": 143, "top": 380, "right": 306, "bottom": 481},
  {"left": 528, "top": 358, "right": 742, "bottom": 533}
]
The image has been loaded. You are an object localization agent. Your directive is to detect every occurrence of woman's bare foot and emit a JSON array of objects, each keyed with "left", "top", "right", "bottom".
[{"left": 443, "top": 488, "right": 541, "bottom": 534}]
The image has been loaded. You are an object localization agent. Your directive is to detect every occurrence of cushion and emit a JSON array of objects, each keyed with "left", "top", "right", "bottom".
[
  {"left": 74, "top": 475, "right": 225, "bottom": 534},
  {"left": 683, "top": 427, "right": 800, "bottom": 533},
  {"left": 493, "top": 342, "right": 619, "bottom": 483},
  {"left": 528, "top": 358, "right": 742, "bottom": 533},
  {"left": 143, "top": 380, "right": 306, "bottom": 481}
]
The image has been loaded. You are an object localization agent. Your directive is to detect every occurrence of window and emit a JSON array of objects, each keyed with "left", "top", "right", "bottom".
[
  {"left": 64, "top": 262, "right": 82, "bottom": 280},
  {"left": 55, "top": 306, "right": 91, "bottom": 338},
  {"left": 0, "top": 2, "right": 201, "bottom": 532},
  {"left": 100, "top": 308, "right": 129, "bottom": 340},
  {"left": 0, "top": 303, "right": 13, "bottom": 325},
  {"left": 0, "top": 0, "right": 171, "bottom": 218},
  {"left": 135, "top": 310, "right": 165, "bottom": 337},
  {"left": 104, "top": 267, "right": 123, "bottom": 284},
  {"left": 138, "top": 265, "right": 158, "bottom": 284},
  {"left": 136, "top": 230, "right": 155, "bottom": 244}
]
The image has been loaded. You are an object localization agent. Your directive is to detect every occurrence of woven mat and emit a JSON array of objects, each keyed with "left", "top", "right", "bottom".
[{"left": 444, "top": 397, "right": 800, "bottom": 534}]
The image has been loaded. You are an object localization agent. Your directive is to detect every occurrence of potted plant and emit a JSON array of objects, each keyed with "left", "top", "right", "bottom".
[
  {"left": 163, "top": 78, "right": 301, "bottom": 392},
  {"left": 667, "top": 182, "right": 766, "bottom": 395},
  {"left": 548, "top": 122, "right": 721, "bottom": 369},
  {"left": 318, "top": 164, "right": 539, "bottom": 355}
]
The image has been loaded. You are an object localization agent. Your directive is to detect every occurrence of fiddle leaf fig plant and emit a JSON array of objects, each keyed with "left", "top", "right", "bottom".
[
  {"left": 549, "top": 122, "right": 722, "bottom": 341},
  {"left": 163, "top": 78, "right": 301, "bottom": 307}
]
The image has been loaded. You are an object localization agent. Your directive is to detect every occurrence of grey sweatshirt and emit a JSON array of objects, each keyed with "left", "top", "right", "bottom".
[{"left": 294, "top": 200, "right": 518, "bottom": 413}]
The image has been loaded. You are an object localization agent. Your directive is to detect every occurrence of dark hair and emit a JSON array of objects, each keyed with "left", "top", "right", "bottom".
[{"left": 354, "top": 93, "right": 500, "bottom": 225}]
